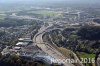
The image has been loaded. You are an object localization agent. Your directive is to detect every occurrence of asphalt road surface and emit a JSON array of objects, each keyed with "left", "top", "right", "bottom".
[{"left": 33, "top": 24, "right": 74, "bottom": 66}]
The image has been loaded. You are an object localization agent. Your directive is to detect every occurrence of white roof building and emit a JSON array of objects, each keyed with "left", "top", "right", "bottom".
[
  {"left": 18, "top": 38, "right": 33, "bottom": 42},
  {"left": 14, "top": 47, "right": 21, "bottom": 50},
  {"left": 16, "top": 42, "right": 29, "bottom": 46}
]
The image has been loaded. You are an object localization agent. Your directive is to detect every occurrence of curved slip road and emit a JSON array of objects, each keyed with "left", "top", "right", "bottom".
[{"left": 33, "top": 24, "right": 75, "bottom": 66}]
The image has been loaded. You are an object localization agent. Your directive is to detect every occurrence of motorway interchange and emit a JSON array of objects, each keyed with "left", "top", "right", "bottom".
[{"left": 33, "top": 23, "right": 75, "bottom": 66}]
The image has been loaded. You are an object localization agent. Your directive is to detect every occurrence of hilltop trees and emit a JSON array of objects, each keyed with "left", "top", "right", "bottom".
[
  {"left": 0, "top": 54, "right": 46, "bottom": 66},
  {"left": 50, "top": 26, "right": 100, "bottom": 53},
  {"left": 77, "top": 26, "right": 100, "bottom": 40}
]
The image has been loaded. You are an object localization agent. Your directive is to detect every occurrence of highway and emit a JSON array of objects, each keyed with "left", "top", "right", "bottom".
[
  {"left": 33, "top": 23, "right": 74, "bottom": 66},
  {"left": 9, "top": 13, "right": 82, "bottom": 66}
]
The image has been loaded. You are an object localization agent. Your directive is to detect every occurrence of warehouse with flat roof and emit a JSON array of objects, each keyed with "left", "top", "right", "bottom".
[{"left": 16, "top": 42, "right": 29, "bottom": 46}]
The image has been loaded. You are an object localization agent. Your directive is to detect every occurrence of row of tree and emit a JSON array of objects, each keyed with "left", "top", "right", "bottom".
[
  {"left": 0, "top": 54, "right": 46, "bottom": 66},
  {"left": 50, "top": 26, "right": 100, "bottom": 54}
]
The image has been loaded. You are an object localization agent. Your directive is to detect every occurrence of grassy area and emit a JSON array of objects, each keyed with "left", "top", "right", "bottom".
[
  {"left": 77, "top": 52, "right": 95, "bottom": 58},
  {"left": 58, "top": 48, "right": 96, "bottom": 66},
  {"left": 76, "top": 52, "right": 96, "bottom": 66},
  {"left": 58, "top": 48, "right": 84, "bottom": 66},
  {"left": 58, "top": 47, "right": 75, "bottom": 59},
  {"left": 28, "top": 10, "right": 62, "bottom": 17}
]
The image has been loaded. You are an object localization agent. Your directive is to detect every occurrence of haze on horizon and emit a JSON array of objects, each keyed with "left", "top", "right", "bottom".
[
  {"left": 0, "top": 0, "right": 100, "bottom": 8},
  {"left": 0, "top": 0, "right": 100, "bottom": 4}
]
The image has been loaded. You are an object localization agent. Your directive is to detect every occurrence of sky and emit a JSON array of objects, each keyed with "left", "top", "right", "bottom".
[
  {"left": 0, "top": 0, "right": 99, "bottom": 10},
  {"left": 0, "top": 0, "right": 99, "bottom": 3},
  {"left": 0, "top": 0, "right": 100, "bottom": 7}
]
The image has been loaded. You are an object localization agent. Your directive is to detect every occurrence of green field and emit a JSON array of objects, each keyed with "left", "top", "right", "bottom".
[
  {"left": 77, "top": 52, "right": 95, "bottom": 58},
  {"left": 76, "top": 52, "right": 96, "bottom": 66},
  {"left": 28, "top": 10, "right": 62, "bottom": 17}
]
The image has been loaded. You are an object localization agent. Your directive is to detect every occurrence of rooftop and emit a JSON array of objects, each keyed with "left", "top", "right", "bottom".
[{"left": 16, "top": 42, "right": 29, "bottom": 46}]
